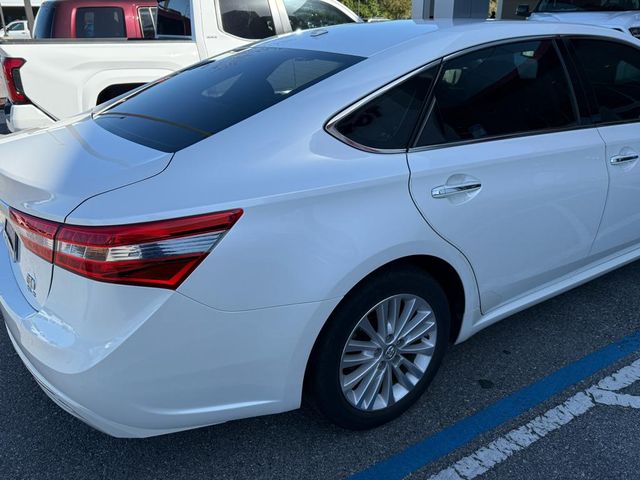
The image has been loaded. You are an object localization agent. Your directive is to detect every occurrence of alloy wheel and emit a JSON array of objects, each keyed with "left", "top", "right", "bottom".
[{"left": 339, "top": 294, "right": 437, "bottom": 411}]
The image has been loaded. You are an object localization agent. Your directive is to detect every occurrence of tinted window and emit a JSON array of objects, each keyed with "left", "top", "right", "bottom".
[
  {"left": 9, "top": 22, "right": 24, "bottom": 31},
  {"left": 76, "top": 7, "right": 125, "bottom": 38},
  {"left": 417, "top": 40, "right": 576, "bottom": 147},
  {"left": 95, "top": 47, "right": 362, "bottom": 152},
  {"left": 33, "top": 2, "right": 56, "bottom": 38},
  {"left": 572, "top": 39, "right": 640, "bottom": 123},
  {"left": 139, "top": 7, "right": 157, "bottom": 39},
  {"left": 157, "top": 0, "right": 191, "bottom": 37},
  {"left": 334, "top": 67, "right": 437, "bottom": 150},
  {"left": 284, "top": 0, "right": 354, "bottom": 30},
  {"left": 219, "top": 0, "right": 275, "bottom": 39}
]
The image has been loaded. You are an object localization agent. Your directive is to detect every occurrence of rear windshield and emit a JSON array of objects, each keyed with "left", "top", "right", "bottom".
[
  {"left": 75, "top": 7, "right": 126, "bottom": 38},
  {"left": 94, "top": 47, "right": 363, "bottom": 152},
  {"left": 33, "top": 2, "right": 56, "bottom": 38}
]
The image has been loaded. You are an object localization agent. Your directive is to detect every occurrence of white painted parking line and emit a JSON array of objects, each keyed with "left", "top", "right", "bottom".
[{"left": 428, "top": 357, "right": 640, "bottom": 480}]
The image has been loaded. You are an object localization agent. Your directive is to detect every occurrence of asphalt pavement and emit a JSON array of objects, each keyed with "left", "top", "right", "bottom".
[{"left": 0, "top": 110, "right": 640, "bottom": 479}]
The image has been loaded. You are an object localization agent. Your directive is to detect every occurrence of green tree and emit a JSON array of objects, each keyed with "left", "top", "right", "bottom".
[
  {"left": 379, "top": 0, "right": 411, "bottom": 18},
  {"left": 342, "top": 0, "right": 411, "bottom": 19}
]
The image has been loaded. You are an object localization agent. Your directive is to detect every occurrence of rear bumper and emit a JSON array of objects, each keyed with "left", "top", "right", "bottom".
[
  {"left": 5, "top": 324, "right": 172, "bottom": 437},
  {"left": 0, "top": 237, "right": 340, "bottom": 437},
  {"left": 5, "top": 102, "right": 55, "bottom": 132}
]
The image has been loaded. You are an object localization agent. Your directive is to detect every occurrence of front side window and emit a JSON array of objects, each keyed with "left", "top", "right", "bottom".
[
  {"left": 332, "top": 67, "right": 438, "bottom": 150},
  {"left": 417, "top": 40, "right": 576, "bottom": 147},
  {"left": 219, "top": 0, "right": 275, "bottom": 39},
  {"left": 94, "top": 47, "right": 362, "bottom": 152},
  {"left": 157, "top": 0, "right": 191, "bottom": 37},
  {"left": 283, "top": 0, "right": 355, "bottom": 30},
  {"left": 75, "top": 7, "right": 126, "bottom": 38},
  {"left": 536, "top": 0, "right": 640, "bottom": 12},
  {"left": 571, "top": 38, "right": 640, "bottom": 124},
  {"left": 9, "top": 22, "right": 24, "bottom": 31}
]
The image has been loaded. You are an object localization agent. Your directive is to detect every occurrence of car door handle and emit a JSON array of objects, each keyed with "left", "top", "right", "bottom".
[
  {"left": 431, "top": 182, "right": 482, "bottom": 199},
  {"left": 610, "top": 154, "right": 639, "bottom": 165}
]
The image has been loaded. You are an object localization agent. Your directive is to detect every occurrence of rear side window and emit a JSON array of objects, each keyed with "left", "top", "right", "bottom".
[
  {"left": 218, "top": 0, "right": 275, "bottom": 39},
  {"left": 94, "top": 47, "right": 363, "bottom": 152},
  {"left": 332, "top": 66, "right": 438, "bottom": 151},
  {"left": 571, "top": 38, "right": 640, "bottom": 124},
  {"left": 75, "top": 7, "right": 126, "bottom": 38},
  {"left": 417, "top": 40, "right": 577, "bottom": 147},
  {"left": 33, "top": 2, "right": 56, "bottom": 38},
  {"left": 283, "top": 0, "right": 355, "bottom": 30},
  {"left": 157, "top": 0, "right": 192, "bottom": 37},
  {"left": 139, "top": 7, "right": 157, "bottom": 39}
]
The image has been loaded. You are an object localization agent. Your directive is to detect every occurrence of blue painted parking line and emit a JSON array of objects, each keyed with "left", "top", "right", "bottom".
[{"left": 348, "top": 330, "right": 640, "bottom": 480}]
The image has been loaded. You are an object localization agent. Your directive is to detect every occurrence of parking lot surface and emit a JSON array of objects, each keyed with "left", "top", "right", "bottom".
[{"left": 1, "top": 111, "right": 639, "bottom": 479}]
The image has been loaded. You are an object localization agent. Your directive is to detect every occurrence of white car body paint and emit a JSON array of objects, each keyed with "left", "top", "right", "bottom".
[
  {"left": 530, "top": 10, "right": 640, "bottom": 34},
  {"left": 0, "top": 20, "right": 639, "bottom": 437},
  {"left": 409, "top": 129, "right": 608, "bottom": 313},
  {"left": 0, "top": 0, "right": 360, "bottom": 132}
]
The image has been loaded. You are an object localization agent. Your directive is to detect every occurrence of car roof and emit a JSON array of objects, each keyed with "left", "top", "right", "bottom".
[{"left": 264, "top": 19, "right": 637, "bottom": 59}]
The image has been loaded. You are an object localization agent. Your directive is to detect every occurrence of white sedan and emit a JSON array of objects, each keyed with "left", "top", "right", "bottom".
[{"left": 1, "top": 20, "right": 640, "bottom": 437}]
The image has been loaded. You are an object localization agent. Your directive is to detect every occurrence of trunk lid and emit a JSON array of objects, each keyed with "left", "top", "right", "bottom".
[{"left": 0, "top": 118, "right": 173, "bottom": 309}]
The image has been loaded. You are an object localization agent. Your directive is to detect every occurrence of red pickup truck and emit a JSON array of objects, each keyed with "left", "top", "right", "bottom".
[{"left": 33, "top": 0, "right": 158, "bottom": 39}]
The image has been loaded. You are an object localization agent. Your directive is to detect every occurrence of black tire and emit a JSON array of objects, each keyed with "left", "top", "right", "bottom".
[{"left": 306, "top": 265, "right": 450, "bottom": 430}]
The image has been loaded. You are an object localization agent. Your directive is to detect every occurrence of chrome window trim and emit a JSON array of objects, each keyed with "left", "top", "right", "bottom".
[
  {"left": 324, "top": 60, "right": 441, "bottom": 154},
  {"left": 408, "top": 124, "right": 596, "bottom": 154},
  {"left": 411, "top": 36, "right": 582, "bottom": 151},
  {"left": 441, "top": 34, "right": 556, "bottom": 62},
  {"left": 325, "top": 32, "right": 640, "bottom": 155}
]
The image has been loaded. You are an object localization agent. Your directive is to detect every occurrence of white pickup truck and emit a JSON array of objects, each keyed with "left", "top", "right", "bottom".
[
  {"left": 0, "top": 0, "right": 359, "bottom": 132},
  {"left": 518, "top": 0, "right": 640, "bottom": 38}
]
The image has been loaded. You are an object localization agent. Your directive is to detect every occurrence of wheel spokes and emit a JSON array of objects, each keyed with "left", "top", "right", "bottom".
[
  {"left": 399, "top": 339, "right": 435, "bottom": 356},
  {"left": 358, "top": 317, "right": 385, "bottom": 346},
  {"left": 401, "top": 317, "right": 436, "bottom": 346},
  {"left": 342, "top": 359, "right": 378, "bottom": 390},
  {"left": 340, "top": 294, "right": 438, "bottom": 412}
]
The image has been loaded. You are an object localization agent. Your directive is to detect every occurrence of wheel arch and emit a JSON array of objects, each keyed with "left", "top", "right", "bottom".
[
  {"left": 96, "top": 83, "right": 145, "bottom": 105},
  {"left": 302, "top": 254, "right": 466, "bottom": 393}
]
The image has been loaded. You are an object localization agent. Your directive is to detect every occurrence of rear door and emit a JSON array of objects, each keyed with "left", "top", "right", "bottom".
[
  {"left": 568, "top": 37, "right": 640, "bottom": 256},
  {"left": 407, "top": 39, "right": 609, "bottom": 313}
]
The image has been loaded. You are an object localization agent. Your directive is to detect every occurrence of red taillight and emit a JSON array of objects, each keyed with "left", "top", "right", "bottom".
[
  {"left": 1, "top": 57, "right": 29, "bottom": 105},
  {"left": 9, "top": 209, "right": 58, "bottom": 262},
  {"left": 7, "top": 208, "right": 242, "bottom": 289}
]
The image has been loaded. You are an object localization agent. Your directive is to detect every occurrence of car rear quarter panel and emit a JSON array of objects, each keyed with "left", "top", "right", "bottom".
[{"left": 66, "top": 63, "right": 480, "bottom": 316}]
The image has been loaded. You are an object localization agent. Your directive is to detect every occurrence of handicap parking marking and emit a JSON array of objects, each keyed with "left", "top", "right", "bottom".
[
  {"left": 428, "top": 358, "right": 640, "bottom": 480},
  {"left": 348, "top": 330, "right": 640, "bottom": 480}
]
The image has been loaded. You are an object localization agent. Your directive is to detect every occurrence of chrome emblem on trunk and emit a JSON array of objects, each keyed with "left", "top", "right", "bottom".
[{"left": 26, "top": 273, "right": 36, "bottom": 297}]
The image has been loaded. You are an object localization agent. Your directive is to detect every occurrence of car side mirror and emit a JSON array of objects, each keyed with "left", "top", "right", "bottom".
[{"left": 516, "top": 4, "right": 531, "bottom": 17}]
